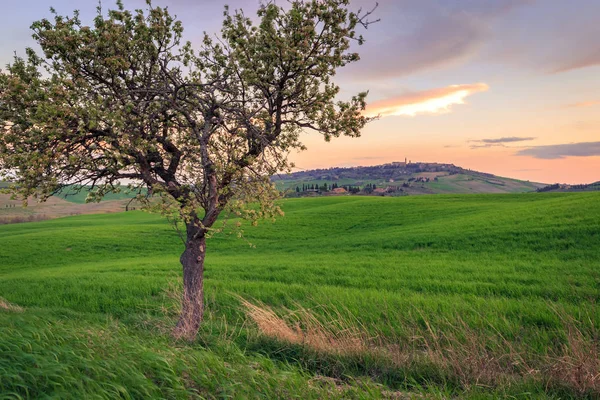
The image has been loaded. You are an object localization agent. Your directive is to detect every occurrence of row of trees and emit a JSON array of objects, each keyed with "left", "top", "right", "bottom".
[
  {"left": 293, "top": 179, "right": 439, "bottom": 195},
  {"left": 295, "top": 183, "right": 376, "bottom": 193}
]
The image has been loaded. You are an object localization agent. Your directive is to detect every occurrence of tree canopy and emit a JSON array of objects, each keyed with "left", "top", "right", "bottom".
[{"left": 0, "top": 0, "right": 377, "bottom": 339}]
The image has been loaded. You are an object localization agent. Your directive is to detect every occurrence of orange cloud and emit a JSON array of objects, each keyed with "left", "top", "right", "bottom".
[
  {"left": 364, "top": 83, "right": 489, "bottom": 118},
  {"left": 564, "top": 100, "right": 600, "bottom": 108}
]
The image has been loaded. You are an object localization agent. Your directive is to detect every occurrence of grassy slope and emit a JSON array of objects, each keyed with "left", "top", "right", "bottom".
[
  {"left": 424, "top": 173, "right": 541, "bottom": 194},
  {"left": 0, "top": 193, "right": 136, "bottom": 224},
  {"left": 1, "top": 193, "right": 599, "bottom": 398},
  {"left": 56, "top": 185, "right": 141, "bottom": 204}
]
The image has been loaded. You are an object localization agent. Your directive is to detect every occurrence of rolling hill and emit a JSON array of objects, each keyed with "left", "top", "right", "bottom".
[
  {"left": 0, "top": 184, "right": 144, "bottom": 223},
  {"left": 273, "top": 161, "right": 546, "bottom": 195},
  {"left": 536, "top": 181, "right": 600, "bottom": 193}
]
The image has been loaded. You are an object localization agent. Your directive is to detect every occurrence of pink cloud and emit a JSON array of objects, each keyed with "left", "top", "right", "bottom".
[{"left": 364, "top": 83, "right": 489, "bottom": 117}]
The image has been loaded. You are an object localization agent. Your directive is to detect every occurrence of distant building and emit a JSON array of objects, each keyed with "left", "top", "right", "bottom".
[{"left": 332, "top": 187, "right": 347, "bottom": 194}]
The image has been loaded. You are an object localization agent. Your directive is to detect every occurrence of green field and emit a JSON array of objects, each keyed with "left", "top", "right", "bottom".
[{"left": 1, "top": 193, "right": 599, "bottom": 398}]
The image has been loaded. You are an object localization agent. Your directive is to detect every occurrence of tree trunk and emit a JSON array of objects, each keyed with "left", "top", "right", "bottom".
[{"left": 173, "top": 225, "right": 206, "bottom": 341}]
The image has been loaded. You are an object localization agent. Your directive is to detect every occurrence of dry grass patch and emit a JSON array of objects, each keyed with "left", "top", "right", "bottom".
[
  {"left": 543, "top": 312, "right": 600, "bottom": 395},
  {"left": 240, "top": 298, "right": 600, "bottom": 397},
  {"left": 240, "top": 297, "right": 370, "bottom": 356},
  {"left": 0, "top": 298, "right": 24, "bottom": 312}
]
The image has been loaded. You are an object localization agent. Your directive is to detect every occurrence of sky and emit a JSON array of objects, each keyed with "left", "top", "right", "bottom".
[{"left": 1, "top": 0, "right": 599, "bottom": 184}]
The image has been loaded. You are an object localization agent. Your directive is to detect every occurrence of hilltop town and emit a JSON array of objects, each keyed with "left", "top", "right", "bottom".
[
  {"left": 273, "top": 160, "right": 473, "bottom": 183},
  {"left": 273, "top": 161, "right": 543, "bottom": 196}
]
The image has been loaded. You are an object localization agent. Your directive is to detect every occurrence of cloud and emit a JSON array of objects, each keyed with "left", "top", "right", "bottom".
[
  {"left": 564, "top": 100, "right": 600, "bottom": 109},
  {"left": 353, "top": 16, "right": 484, "bottom": 79},
  {"left": 469, "top": 136, "right": 535, "bottom": 149},
  {"left": 340, "top": 0, "right": 533, "bottom": 80},
  {"left": 476, "top": 136, "right": 536, "bottom": 144},
  {"left": 470, "top": 143, "right": 507, "bottom": 149},
  {"left": 468, "top": 136, "right": 536, "bottom": 149},
  {"left": 551, "top": 49, "right": 600, "bottom": 74},
  {"left": 515, "top": 142, "right": 600, "bottom": 159},
  {"left": 493, "top": 2, "right": 600, "bottom": 75},
  {"left": 364, "top": 83, "right": 489, "bottom": 118}
]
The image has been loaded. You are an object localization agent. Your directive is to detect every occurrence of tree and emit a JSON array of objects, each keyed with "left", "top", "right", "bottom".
[{"left": 0, "top": 0, "right": 377, "bottom": 340}]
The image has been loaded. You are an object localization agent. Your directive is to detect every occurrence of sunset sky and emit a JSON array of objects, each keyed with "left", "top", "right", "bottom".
[{"left": 2, "top": 0, "right": 599, "bottom": 184}]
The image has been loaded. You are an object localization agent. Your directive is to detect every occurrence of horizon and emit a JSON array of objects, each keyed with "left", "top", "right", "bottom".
[
  {"left": 280, "top": 159, "right": 590, "bottom": 186},
  {"left": 2, "top": 0, "right": 599, "bottom": 184}
]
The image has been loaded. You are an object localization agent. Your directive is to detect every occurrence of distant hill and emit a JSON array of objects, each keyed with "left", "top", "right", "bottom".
[
  {"left": 56, "top": 185, "right": 144, "bottom": 204},
  {"left": 0, "top": 183, "right": 144, "bottom": 224},
  {"left": 0, "top": 192, "right": 142, "bottom": 224},
  {"left": 273, "top": 161, "right": 546, "bottom": 195},
  {"left": 536, "top": 182, "right": 600, "bottom": 193},
  {"left": 1, "top": 182, "right": 142, "bottom": 203}
]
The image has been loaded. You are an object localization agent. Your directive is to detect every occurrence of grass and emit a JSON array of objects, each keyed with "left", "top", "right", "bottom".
[
  {"left": 0, "top": 310, "right": 388, "bottom": 399},
  {"left": 0, "top": 193, "right": 599, "bottom": 398}
]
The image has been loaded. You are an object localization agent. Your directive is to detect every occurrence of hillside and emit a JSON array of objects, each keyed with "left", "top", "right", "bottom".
[
  {"left": 55, "top": 184, "right": 143, "bottom": 204},
  {"left": 536, "top": 181, "right": 600, "bottom": 193},
  {"left": 273, "top": 161, "right": 545, "bottom": 195},
  {"left": 0, "top": 184, "right": 144, "bottom": 223},
  {"left": 1, "top": 193, "right": 599, "bottom": 398},
  {"left": 0, "top": 192, "right": 141, "bottom": 224}
]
